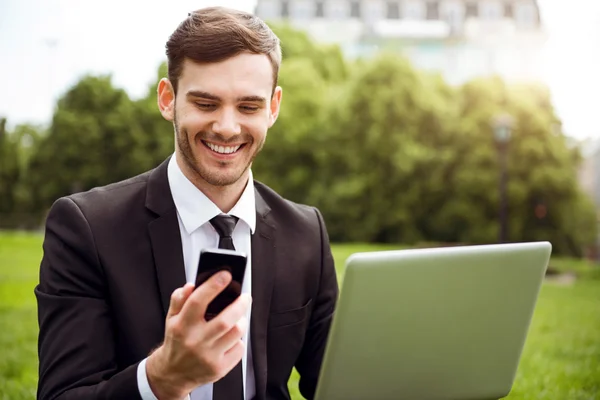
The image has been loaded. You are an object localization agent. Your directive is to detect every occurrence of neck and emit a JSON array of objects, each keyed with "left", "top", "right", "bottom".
[{"left": 175, "top": 154, "right": 248, "bottom": 213}]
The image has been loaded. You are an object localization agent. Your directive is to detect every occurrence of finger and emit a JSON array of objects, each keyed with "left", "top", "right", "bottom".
[
  {"left": 181, "top": 283, "right": 195, "bottom": 299},
  {"left": 167, "top": 283, "right": 196, "bottom": 318},
  {"left": 221, "top": 340, "right": 246, "bottom": 374},
  {"left": 205, "top": 294, "right": 252, "bottom": 339},
  {"left": 166, "top": 286, "right": 186, "bottom": 319},
  {"left": 179, "top": 271, "right": 232, "bottom": 327},
  {"left": 213, "top": 316, "right": 248, "bottom": 353}
]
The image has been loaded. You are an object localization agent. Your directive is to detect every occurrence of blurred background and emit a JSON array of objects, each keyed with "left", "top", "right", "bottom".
[
  {"left": 0, "top": 0, "right": 599, "bottom": 256},
  {"left": 1, "top": 0, "right": 599, "bottom": 399}
]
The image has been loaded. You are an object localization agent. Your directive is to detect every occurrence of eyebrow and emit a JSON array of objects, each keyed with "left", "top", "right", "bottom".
[{"left": 186, "top": 90, "right": 267, "bottom": 104}]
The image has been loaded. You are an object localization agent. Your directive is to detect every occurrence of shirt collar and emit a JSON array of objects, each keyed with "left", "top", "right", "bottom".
[{"left": 167, "top": 154, "right": 256, "bottom": 235}]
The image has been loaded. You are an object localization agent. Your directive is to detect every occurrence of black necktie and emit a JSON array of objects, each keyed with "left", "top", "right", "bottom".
[
  {"left": 210, "top": 215, "right": 238, "bottom": 250},
  {"left": 210, "top": 215, "right": 244, "bottom": 400}
]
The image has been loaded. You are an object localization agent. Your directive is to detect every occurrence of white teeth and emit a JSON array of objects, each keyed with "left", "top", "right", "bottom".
[{"left": 206, "top": 142, "right": 241, "bottom": 154}]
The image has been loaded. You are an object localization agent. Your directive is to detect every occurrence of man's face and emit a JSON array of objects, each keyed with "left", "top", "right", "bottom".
[{"left": 158, "top": 54, "right": 282, "bottom": 187}]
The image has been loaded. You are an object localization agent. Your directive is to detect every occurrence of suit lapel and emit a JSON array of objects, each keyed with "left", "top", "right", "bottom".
[
  {"left": 146, "top": 157, "right": 187, "bottom": 317},
  {"left": 250, "top": 187, "right": 276, "bottom": 400}
]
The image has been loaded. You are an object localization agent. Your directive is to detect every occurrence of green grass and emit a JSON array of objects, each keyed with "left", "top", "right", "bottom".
[
  {"left": 1, "top": 233, "right": 599, "bottom": 399},
  {"left": 0, "top": 232, "right": 41, "bottom": 400}
]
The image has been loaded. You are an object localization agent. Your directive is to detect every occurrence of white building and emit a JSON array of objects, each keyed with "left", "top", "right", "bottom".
[
  {"left": 578, "top": 139, "right": 600, "bottom": 260},
  {"left": 579, "top": 140, "right": 600, "bottom": 211},
  {"left": 255, "top": 0, "right": 546, "bottom": 85}
]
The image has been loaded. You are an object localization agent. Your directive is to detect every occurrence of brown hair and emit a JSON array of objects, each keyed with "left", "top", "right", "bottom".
[{"left": 166, "top": 7, "right": 282, "bottom": 95}]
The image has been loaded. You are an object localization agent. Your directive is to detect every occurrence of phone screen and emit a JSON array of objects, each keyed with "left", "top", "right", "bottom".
[{"left": 195, "top": 248, "right": 247, "bottom": 320}]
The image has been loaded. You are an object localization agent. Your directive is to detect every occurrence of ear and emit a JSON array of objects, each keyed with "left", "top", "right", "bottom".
[
  {"left": 157, "top": 78, "right": 175, "bottom": 122},
  {"left": 268, "top": 86, "right": 283, "bottom": 128}
]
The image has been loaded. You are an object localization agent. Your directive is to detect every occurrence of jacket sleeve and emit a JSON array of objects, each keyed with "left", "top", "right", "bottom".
[
  {"left": 295, "top": 207, "right": 339, "bottom": 399},
  {"left": 35, "top": 197, "right": 142, "bottom": 400}
]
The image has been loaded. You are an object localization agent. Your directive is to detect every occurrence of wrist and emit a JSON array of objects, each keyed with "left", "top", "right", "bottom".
[{"left": 146, "top": 348, "right": 188, "bottom": 400}]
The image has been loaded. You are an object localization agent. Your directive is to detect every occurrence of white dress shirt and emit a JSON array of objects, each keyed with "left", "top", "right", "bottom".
[{"left": 137, "top": 154, "right": 256, "bottom": 400}]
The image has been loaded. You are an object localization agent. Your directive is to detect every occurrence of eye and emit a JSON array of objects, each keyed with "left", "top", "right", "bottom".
[
  {"left": 195, "top": 103, "right": 216, "bottom": 110},
  {"left": 240, "top": 105, "right": 259, "bottom": 113}
]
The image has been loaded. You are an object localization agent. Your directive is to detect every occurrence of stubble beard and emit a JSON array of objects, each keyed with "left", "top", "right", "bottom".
[{"left": 174, "top": 113, "right": 265, "bottom": 187}]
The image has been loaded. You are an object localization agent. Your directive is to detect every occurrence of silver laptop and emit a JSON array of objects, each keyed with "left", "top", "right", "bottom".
[{"left": 314, "top": 242, "right": 552, "bottom": 400}]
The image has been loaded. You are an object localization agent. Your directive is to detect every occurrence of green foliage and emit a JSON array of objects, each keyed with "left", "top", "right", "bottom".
[
  {"left": 23, "top": 76, "right": 144, "bottom": 209},
  {"left": 9, "top": 123, "right": 44, "bottom": 172},
  {"left": 0, "top": 25, "right": 596, "bottom": 255},
  {"left": 314, "top": 54, "right": 461, "bottom": 243},
  {"left": 252, "top": 57, "right": 329, "bottom": 203},
  {"left": 449, "top": 78, "right": 597, "bottom": 254},
  {"left": 0, "top": 118, "right": 21, "bottom": 215},
  {"left": 22, "top": 74, "right": 173, "bottom": 214}
]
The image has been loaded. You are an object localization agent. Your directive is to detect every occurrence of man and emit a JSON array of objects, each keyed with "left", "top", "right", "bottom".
[{"left": 35, "top": 7, "right": 339, "bottom": 400}]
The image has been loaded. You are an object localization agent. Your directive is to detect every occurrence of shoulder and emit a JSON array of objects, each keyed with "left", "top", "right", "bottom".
[
  {"left": 74, "top": 170, "right": 151, "bottom": 210},
  {"left": 48, "top": 168, "right": 155, "bottom": 227}
]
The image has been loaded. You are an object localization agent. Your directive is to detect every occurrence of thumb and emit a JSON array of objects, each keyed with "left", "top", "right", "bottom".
[{"left": 167, "top": 283, "right": 195, "bottom": 318}]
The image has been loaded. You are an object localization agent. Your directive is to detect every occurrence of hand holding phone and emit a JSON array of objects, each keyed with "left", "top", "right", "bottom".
[
  {"left": 195, "top": 248, "right": 247, "bottom": 320},
  {"left": 146, "top": 272, "right": 251, "bottom": 398}
]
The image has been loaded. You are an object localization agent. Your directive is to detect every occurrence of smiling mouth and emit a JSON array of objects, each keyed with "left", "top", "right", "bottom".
[{"left": 202, "top": 141, "right": 246, "bottom": 155}]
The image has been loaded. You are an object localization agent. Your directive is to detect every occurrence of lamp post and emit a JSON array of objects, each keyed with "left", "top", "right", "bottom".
[
  {"left": 596, "top": 212, "right": 600, "bottom": 264},
  {"left": 492, "top": 114, "right": 514, "bottom": 243}
]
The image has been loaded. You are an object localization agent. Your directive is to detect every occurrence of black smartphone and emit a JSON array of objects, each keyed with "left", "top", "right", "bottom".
[{"left": 195, "top": 248, "right": 247, "bottom": 320}]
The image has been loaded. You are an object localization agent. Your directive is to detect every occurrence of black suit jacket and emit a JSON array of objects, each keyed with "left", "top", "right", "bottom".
[{"left": 35, "top": 157, "right": 339, "bottom": 400}]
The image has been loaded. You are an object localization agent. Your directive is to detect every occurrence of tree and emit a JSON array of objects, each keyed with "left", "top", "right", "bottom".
[
  {"left": 252, "top": 57, "right": 330, "bottom": 204},
  {"left": 26, "top": 75, "right": 147, "bottom": 211},
  {"left": 132, "top": 61, "right": 175, "bottom": 172},
  {"left": 446, "top": 77, "right": 597, "bottom": 254},
  {"left": 252, "top": 23, "right": 350, "bottom": 206},
  {"left": 7, "top": 24, "right": 595, "bottom": 255},
  {"left": 313, "top": 53, "right": 459, "bottom": 243},
  {"left": 0, "top": 118, "right": 21, "bottom": 218}
]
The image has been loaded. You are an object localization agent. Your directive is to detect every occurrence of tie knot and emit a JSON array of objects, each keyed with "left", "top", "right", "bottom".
[{"left": 210, "top": 215, "right": 239, "bottom": 238}]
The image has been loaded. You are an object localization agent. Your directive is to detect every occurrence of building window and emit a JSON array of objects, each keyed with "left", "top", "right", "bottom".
[
  {"left": 327, "top": 0, "right": 348, "bottom": 19},
  {"left": 515, "top": 3, "right": 538, "bottom": 28},
  {"left": 480, "top": 1, "right": 502, "bottom": 20},
  {"left": 442, "top": 2, "right": 464, "bottom": 29},
  {"left": 426, "top": 1, "right": 439, "bottom": 20},
  {"left": 404, "top": 0, "right": 425, "bottom": 19},
  {"left": 281, "top": 0, "right": 290, "bottom": 17},
  {"left": 365, "top": 1, "right": 385, "bottom": 21},
  {"left": 350, "top": 1, "right": 361, "bottom": 18},
  {"left": 504, "top": 3, "right": 513, "bottom": 18},
  {"left": 256, "top": 0, "right": 279, "bottom": 19},
  {"left": 315, "top": 1, "right": 324, "bottom": 17},
  {"left": 291, "top": 0, "right": 314, "bottom": 19},
  {"left": 386, "top": 1, "right": 401, "bottom": 19},
  {"left": 466, "top": 2, "right": 478, "bottom": 17}
]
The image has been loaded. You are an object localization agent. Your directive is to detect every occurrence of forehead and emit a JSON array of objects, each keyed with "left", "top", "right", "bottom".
[{"left": 178, "top": 53, "right": 274, "bottom": 99}]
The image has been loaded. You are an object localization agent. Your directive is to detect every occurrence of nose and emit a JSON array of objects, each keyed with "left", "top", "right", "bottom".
[{"left": 212, "top": 107, "right": 241, "bottom": 138}]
